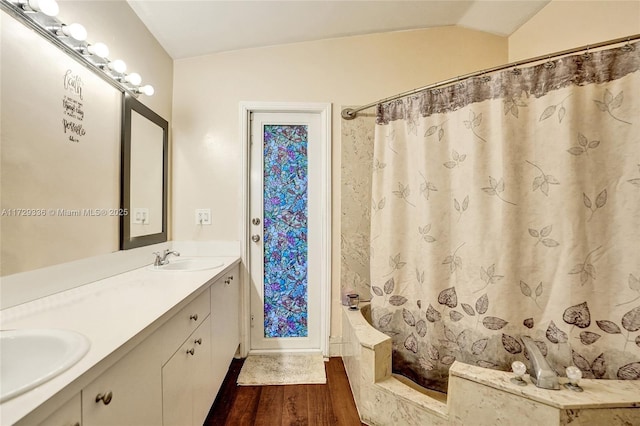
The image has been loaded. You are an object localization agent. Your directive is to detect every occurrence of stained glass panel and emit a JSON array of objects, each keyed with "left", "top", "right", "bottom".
[{"left": 263, "top": 124, "right": 308, "bottom": 338}]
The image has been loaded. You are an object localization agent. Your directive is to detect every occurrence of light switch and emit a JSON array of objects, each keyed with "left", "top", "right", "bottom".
[
  {"left": 195, "top": 208, "right": 211, "bottom": 225},
  {"left": 133, "top": 208, "right": 149, "bottom": 224}
]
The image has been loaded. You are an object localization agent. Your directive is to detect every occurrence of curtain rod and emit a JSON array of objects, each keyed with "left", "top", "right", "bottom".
[{"left": 341, "top": 33, "right": 640, "bottom": 120}]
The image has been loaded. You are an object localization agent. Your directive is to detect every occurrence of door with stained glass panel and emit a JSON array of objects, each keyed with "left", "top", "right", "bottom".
[{"left": 249, "top": 112, "right": 322, "bottom": 352}]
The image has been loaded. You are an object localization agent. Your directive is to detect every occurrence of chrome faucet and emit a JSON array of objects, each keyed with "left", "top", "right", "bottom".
[
  {"left": 521, "top": 336, "right": 559, "bottom": 390},
  {"left": 153, "top": 249, "right": 180, "bottom": 266}
]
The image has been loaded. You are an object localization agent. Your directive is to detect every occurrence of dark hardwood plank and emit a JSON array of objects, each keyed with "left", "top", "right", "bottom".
[
  {"left": 282, "top": 385, "right": 309, "bottom": 426},
  {"left": 224, "top": 385, "right": 261, "bottom": 426},
  {"left": 326, "top": 358, "right": 363, "bottom": 426},
  {"left": 204, "top": 357, "right": 364, "bottom": 426},
  {"left": 307, "top": 383, "right": 338, "bottom": 425},
  {"left": 254, "top": 385, "right": 284, "bottom": 426}
]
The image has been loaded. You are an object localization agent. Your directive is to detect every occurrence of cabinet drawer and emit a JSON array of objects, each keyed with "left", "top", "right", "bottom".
[{"left": 161, "top": 288, "right": 210, "bottom": 363}]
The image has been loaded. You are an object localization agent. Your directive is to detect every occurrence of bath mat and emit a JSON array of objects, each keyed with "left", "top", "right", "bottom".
[{"left": 237, "top": 353, "right": 327, "bottom": 386}]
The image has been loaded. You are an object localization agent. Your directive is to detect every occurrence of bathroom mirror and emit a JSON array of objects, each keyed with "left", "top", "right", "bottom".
[{"left": 121, "top": 94, "right": 168, "bottom": 249}]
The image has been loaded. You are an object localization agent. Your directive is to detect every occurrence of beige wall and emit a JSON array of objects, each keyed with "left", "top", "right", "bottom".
[
  {"left": 172, "top": 26, "right": 507, "bottom": 339},
  {"left": 0, "top": 1, "right": 173, "bottom": 276},
  {"left": 509, "top": 0, "right": 640, "bottom": 61}
]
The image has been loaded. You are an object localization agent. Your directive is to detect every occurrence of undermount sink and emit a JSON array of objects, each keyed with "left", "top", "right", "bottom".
[
  {"left": 0, "top": 329, "right": 90, "bottom": 403},
  {"left": 148, "top": 257, "right": 224, "bottom": 272}
]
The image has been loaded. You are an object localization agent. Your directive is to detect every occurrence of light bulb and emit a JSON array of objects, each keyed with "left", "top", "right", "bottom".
[
  {"left": 566, "top": 366, "right": 582, "bottom": 385},
  {"left": 125, "top": 73, "right": 142, "bottom": 86},
  {"left": 139, "top": 85, "right": 154, "bottom": 96},
  {"left": 108, "top": 59, "right": 127, "bottom": 74},
  {"left": 27, "top": 0, "right": 59, "bottom": 16},
  {"left": 87, "top": 42, "right": 109, "bottom": 58},
  {"left": 61, "top": 23, "right": 87, "bottom": 41}
]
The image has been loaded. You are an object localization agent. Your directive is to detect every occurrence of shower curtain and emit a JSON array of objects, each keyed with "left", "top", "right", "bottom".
[{"left": 369, "top": 41, "right": 640, "bottom": 393}]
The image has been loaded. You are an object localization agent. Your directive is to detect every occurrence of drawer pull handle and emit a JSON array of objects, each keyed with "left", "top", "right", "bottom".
[
  {"left": 190, "top": 313, "right": 199, "bottom": 321},
  {"left": 95, "top": 391, "right": 113, "bottom": 405},
  {"left": 194, "top": 338, "right": 202, "bottom": 345},
  {"left": 187, "top": 348, "right": 195, "bottom": 356}
]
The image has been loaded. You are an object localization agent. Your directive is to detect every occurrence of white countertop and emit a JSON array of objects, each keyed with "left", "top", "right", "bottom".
[{"left": 0, "top": 256, "right": 240, "bottom": 425}]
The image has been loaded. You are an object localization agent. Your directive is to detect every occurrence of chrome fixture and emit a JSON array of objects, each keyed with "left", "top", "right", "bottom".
[
  {"left": 20, "top": 0, "right": 58, "bottom": 16},
  {"left": 50, "top": 22, "right": 87, "bottom": 41},
  {"left": 347, "top": 294, "right": 360, "bottom": 310},
  {"left": 521, "top": 336, "right": 559, "bottom": 390},
  {"left": 153, "top": 249, "right": 180, "bottom": 266},
  {"left": 564, "top": 366, "right": 584, "bottom": 392},
  {"left": 1, "top": 0, "right": 154, "bottom": 97},
  {"left": 251, "top": 234, "right": 261, "bottom": 242}
]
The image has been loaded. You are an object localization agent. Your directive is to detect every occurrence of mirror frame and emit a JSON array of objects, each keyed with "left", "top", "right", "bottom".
[{"left": 120, "top": 94, "right": 169, "bottom": 249}]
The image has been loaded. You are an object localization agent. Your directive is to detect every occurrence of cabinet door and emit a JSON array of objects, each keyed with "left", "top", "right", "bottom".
[
  {"left": 82, "top": 337, "right": 162, "bottom": 426},
  {"left": 210, "top": 266, "right": 240, "bottom": 395},
  {"left": 38, "top": 393, "right": 81, "bottom": 426},
  {"left": 163, "top": 316, "right": 212, "bottom": 426},
  {"left": 191, "top": 317, "right": 213, "bottom": 426},
  {"left": 162, "top": 336, "right": 193, "bottom": 426}
]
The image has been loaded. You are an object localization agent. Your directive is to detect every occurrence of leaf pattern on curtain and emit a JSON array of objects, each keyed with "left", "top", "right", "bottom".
[{"left": 370, "top": 42, "right": 640, "bottom": 393}]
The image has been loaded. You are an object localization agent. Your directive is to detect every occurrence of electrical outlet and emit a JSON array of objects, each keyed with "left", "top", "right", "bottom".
[
  {"left": 195, "top": 208, "right": 211, "bottom": 225},
  {"left": 133, "top": 208, "right": 149, "bottom": 224}
]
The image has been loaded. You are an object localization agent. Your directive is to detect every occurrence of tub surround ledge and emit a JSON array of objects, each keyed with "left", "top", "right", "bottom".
[
  {"left": 342, "top": 304, "right": 640, "bottom": 426},
  {"left": 449, "top": 361, "right": 640, "bottom": 410}
]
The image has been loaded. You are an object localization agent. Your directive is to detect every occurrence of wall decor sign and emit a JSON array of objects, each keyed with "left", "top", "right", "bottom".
[{"left": 62, "top": 69, "right": 86, "bottom": 143}]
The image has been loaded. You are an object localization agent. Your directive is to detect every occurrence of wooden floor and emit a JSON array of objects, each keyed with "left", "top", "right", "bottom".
[{"left": 204, "top": 357, "right": 365, "bottom": 426}]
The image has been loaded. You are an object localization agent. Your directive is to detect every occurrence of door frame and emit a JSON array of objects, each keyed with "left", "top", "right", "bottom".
[{"left": 239, "top": 101, "right": 331, "bottom": 357}]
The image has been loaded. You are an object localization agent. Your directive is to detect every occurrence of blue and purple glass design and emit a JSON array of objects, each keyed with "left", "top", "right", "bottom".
[{"left": 263, "top": 124, "right": 308, "bottom": 338}]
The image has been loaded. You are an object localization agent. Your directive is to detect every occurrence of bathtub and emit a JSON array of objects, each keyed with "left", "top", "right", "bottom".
[{"left": 341, "top": 303, "right": 640, "bottom": 426}]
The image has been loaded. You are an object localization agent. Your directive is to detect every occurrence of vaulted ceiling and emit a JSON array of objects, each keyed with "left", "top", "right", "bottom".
[{"left": 127, "top": 0, "right": 550, "bottom": 59}]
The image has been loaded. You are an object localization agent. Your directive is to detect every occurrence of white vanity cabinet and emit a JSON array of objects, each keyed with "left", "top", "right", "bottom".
[
  {"left": 7, "top": 260, "right": 241, "bottom": 426},
  {"left": 162, "top": 265, "right": 240, "bottom": 426},
  {"left": 81, "top": 331, "right": 163, "bottom": 426},
  {"left": 210, "top": 266, "right": 240, "bottom": 395}
]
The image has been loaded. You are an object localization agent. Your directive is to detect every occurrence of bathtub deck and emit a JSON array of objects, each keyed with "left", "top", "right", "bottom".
[{"left": 343, "top": 304, "right": 640, "bottom": 426}]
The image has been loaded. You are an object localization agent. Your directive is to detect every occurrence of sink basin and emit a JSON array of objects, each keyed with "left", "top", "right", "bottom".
[
  {"left": 0, "top": 329, "right": 90, "bottom": 403},
  {"left": 148, "top": 257, "right": 224, "bottom": 272}
]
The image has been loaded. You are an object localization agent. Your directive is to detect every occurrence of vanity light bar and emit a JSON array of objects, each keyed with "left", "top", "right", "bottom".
[{"left": 1, "top": 0, "right": 154, "bottom": 97}]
